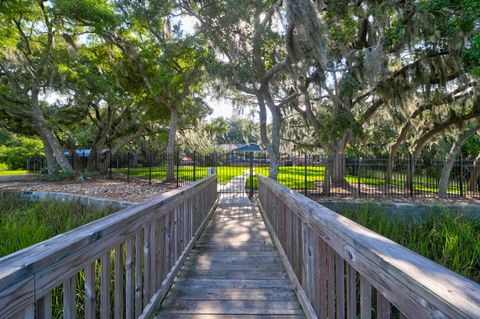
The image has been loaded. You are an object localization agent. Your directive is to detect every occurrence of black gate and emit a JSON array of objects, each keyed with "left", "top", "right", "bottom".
[{"left": 215, "top": 152, "right": 269, "bottom": 197}]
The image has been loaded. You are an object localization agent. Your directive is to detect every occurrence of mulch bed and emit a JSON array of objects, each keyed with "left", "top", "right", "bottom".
[{"left": 0, "top": 175, "right": 178, "bottom": 203}]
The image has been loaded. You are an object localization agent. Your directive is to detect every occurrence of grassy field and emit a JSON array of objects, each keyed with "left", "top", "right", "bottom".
[
  {"left": 0, "top": 170, "right": 28, "bottom": 176},
  {"left": 339, "top": 205, "right": 480, "bottom": 283},
  {"left": 116, "top": 165, "right": 466, "bottom": 194},
  {"left": 114, "top": 166, "right": 248, "bottom": 184}
]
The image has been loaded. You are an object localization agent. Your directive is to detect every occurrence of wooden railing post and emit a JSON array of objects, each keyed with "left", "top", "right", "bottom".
[
  {"left": 0, "top": 175, "right": 218, "bottom": 319},
  {"left": 256, "top": 175, "right": 480, "bottom": 319}
]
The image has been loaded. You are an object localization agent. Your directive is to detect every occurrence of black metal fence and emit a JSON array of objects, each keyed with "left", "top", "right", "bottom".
[{"left": 24, "top": 151, "right": 480, "bottom": 199}]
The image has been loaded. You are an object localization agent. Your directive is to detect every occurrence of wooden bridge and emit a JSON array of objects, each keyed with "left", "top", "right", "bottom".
[{"left": 1, "top": 175, "right": 480, "bottom": 319}]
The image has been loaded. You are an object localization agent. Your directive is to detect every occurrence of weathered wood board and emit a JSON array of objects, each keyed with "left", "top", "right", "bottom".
[{"left": 156, "top": 203, "right": 306, "bottom": 318}]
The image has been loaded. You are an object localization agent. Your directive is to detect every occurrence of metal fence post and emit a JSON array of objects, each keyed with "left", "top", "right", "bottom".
[
  {"left": 176, "top": 151, "right": 180, "bottom": 188},
  {"left": 357, "top": 156, "right": 361, "bottom": 197},
  {"left": 249, "top": 154, "right": 254, "bottom": 198},
  {"left": 71, "top": 150, "right": 75, "bottom": 171},
  {"left": 460, "top": 155, "right": 464, "bottom": 197},
  {"left": 193, "top": 151, "right": 196, "bottom": 181},
  {"left": 304, "top": 153, "right": 308, "bottom": 196},
  {"left": 148, "top": 150, "right": 152, "bottom": 185},
  {"left": 109, "top": 152, "right": 112, "bottom": 179},
  {"left": 127, "top": 151, "right": 130, "bottom": 183},
  {"left": 409, "top": 153, "right": 414, "bottom": 197}
]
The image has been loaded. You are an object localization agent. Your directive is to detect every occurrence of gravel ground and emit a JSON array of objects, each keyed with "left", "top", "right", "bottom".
[{"left": 0, "top": 175, "right": 177, "bottom": 202}]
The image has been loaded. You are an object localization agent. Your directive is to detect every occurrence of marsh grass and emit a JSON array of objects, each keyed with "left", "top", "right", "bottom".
[
  {"left": 0, "top": 195, "right": 118, "bottom": 257},
  {"left": 0, "top": 195, "right": 119, "bottom": 318},
  {"left": 339, "top": 205, "right": 480, "bottom": 283}
]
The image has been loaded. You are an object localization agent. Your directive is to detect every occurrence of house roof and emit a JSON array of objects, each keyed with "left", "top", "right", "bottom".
[
  {"left": 64, "top": 149, "right": 109, "bottom": 156},
  {"left": 218, "top": 144, "right": 243, "bottom": 152},
  {"left": 232, "top": 143, "right": 263, "bottom": 152}
]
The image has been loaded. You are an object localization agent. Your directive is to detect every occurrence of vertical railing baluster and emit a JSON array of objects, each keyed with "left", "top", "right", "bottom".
[
  {"left": 126, "top": 236, "right": 134, "bottom": 319},
  {"left": 114, "top": 244, "right": 124, "bottom": 319},
  {"left": 63, "top": 276, "right": 76, "bottom": 319},
  {"left": 347, "top": 264, "right": 357, "bottom": 319},
  {"left": 360, "top": 276, "right": 372, "bottom": 319},
  {"left": 135, "top": 232, "right": 143, "bottom": 317},
  {"left": 143, "top": 225, "right": 151, "bottom": 302},
  {"left": 85, "top": 263, "right": 96, "bottom": 319},
  {"left": 101, "top": 253, "right": 111, "bottom": 319}
]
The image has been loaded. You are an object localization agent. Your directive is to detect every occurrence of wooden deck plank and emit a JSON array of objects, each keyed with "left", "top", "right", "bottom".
[
  {"left": 159, "top": 300, "right": 304, "bottom": 315},
  {"left": 165, "top": 287, "right": 297, "bottom": 301},
  {"left": 156, "top": 315, "right": 305, "bottom": 319},
  {"left": 157, "top": 201, "right": 305, "bottom": 318}
]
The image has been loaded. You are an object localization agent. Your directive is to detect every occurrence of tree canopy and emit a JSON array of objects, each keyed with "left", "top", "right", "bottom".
[{"left": 0, "top": 0, "right": 478, "bottom": 183}]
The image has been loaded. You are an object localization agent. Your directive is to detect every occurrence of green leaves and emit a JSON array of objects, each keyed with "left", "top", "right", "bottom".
[
  {"left": 52, "top": 0, "right": 118, "bottom": 30},
  {"left": 465, "top": 33, "right": 480, "bottom": 76}
]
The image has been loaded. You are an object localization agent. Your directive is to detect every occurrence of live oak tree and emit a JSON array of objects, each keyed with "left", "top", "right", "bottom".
[
  {"left": 283, "top": 0, "right": 480, "bottom": 191},
  {"left": 182, "top": 0, "right": 295, "bottom": 179},
  {"left": 54, "top": 0, "right": 211, "bottom": 181},
  {"left": 0, "top": 0, "right": 74, "bottom": 175},
  {"left": 438, "top": 119, "right": 480, "bottom": 198}
]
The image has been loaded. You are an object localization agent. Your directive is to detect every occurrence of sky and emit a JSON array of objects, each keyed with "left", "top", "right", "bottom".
[{"left": 205, "top": 96, "right": 235, "bottom": 119}]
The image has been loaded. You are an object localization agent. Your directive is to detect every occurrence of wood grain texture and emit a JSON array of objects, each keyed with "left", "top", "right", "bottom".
[
  {"left": 360, "top": 276, "right": 372, "bottom": 319},
  {"left": 114, "top": 244, "right": 124, "bottom": 319},
  {"left": 124, "top": 236, "right": 134, "bottom": 319},
  {"left": 0, "top": 176, "right": 216, "bottom": 318},
  {"left": 258, "top": 175, "right": 480, "bottom": 319},
  {"left": 157, "top": 202, "right": 306, "bottom": 319},
  {"left": 37, "top": 292, "right": 52, "bottom": 319},
  {"left": 135, "top": 232, "right": 143, "bottom": 318},
  {"left": 84, "top": 262, "right": 96, "bottom": 319},
  {"left": 101, "top": 253, "right": 111, "bottom": 319},
  {"left": 63, "top": 276, "right": 76, "bottom": 319}
]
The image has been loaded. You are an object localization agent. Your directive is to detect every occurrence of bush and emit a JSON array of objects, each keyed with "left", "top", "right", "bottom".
[
  {"left": 0, "top": 163, "right": 8, "bottom": 171},
  {"left": 0, "top": 136, "right": 44, "bottom": 169}
]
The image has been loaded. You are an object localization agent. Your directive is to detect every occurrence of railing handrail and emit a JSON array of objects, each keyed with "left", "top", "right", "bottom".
[
  {"left": 258, "top": 175, "right": 480, "bottom": 318},
  {"left": 0, "top": 175, "right": 217, "bottom": 317}
]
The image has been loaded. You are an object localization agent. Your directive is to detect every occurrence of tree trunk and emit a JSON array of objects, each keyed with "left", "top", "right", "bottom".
[
  {"left": 386, "top": 121, "right": 412, "bottom": 184},
  {"left": 43, "top": 139, "right": 61, "bottom": 176},
  {"left": 166, "top": 108, "right": 178, "bottom": 182},
  {"left": 30, "top": 86, "right": 73, "bottom": 175},
  {"left": 468, "top": 154, "right": 480, "bottom": 192},
  {"left": 268, "top": 106, "right": 282, "bottom": 180},
  {"left": 438, "top": 125, "right": 480, "bottom": 198},
  {"left": 262, "top": 91, "right": 282, "bottom": 180},
  {"left": 35, "top": 121, "right": 73, "bottom": 174},
  {"left": 131, "top": 146, "right": 143, "bottom": 167},
  {"left": 323, "top": 133, "right": 349, "bottom": 192}
]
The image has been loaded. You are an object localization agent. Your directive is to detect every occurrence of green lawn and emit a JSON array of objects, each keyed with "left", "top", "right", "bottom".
[
  {"left": 0, "top": 170, "right": 28, "bottom": 176},
  {"left": 116, "top": 165, "right": 466, "bottom": 194},
  {"left": 114, "top": 166, "right": 249, "bottom": 184}
]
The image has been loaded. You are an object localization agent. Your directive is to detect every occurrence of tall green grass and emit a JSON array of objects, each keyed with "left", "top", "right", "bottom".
[
  {"left": 0, "top": 196, "right": 118, "bottom": 257},
  {"left": 339, "top": 205, "right": 480, "bottom": 283},
  {"left": 0, "top": 196, "right": 119, "bottom": 318}
]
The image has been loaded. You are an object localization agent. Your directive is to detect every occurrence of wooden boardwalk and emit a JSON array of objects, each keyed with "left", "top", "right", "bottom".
[{"left": 156, "top": 196, "right": 305, "bottom": 318}]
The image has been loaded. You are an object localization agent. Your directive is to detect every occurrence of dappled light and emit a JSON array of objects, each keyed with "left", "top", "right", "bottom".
[{"left": 1, "top": 0, "right": 479, "bottom": 317}]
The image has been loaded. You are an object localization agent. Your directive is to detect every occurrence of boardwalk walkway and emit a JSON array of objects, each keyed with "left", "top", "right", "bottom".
[{"left": 156, "top": 190, "right": 305, "bottom": 318}]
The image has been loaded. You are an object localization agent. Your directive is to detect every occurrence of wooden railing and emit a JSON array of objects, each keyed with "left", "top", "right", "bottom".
[
  {"left": 257, "top": 175, "right": 480, "bottom": 319},
  {"left": 0, "top": 175, "right": 217, "bottom": 319}
]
